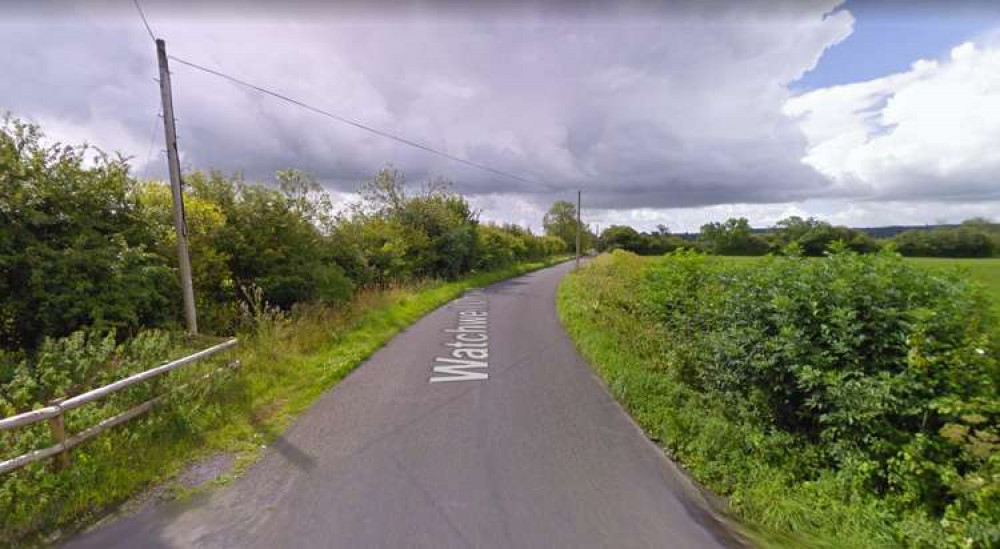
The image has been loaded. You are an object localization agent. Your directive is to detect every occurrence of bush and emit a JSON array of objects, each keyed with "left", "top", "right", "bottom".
[
  {"left": 893, "top": 225, "right": 997, "bottom": 258},
  {"left": 562, "top": 249, "right": 1000, "bottom": 546},
  {"left": 698, "top": 217, "right": 769, "bottom": 256},
  {"left": 2, "top": 115, "right": 566, "bottom": 353},
  {"left": 598, "top": 225, "right": 691, "bottom": 255},
  {"left": 770, "top": 216, "right": 879, "bottom": 256},
  {"left": 0, "top": 117, "right": 174, "bottom": 350},
  {"left": 0, "top": 115, "right": 568, "bottom": 543},
  {"left": 475, "top": 225, "right": 519, "bottom": 270}
]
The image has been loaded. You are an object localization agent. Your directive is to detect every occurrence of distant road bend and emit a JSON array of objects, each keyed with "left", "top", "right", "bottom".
[{"left": 68, "top": 261, "right": 737, "bottom": 549}]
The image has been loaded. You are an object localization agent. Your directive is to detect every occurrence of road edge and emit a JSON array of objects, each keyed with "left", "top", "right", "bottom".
[{"left": 554, "top": 263, "right": 755, "bottom": 549}]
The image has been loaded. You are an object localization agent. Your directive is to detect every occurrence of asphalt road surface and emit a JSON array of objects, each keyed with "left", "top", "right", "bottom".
[{"left": 67, "top": 261, "right": 737, "bottom": 549}]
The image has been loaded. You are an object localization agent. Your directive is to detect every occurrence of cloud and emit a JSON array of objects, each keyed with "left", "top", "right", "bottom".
[
  {"left": 785, "top": 39, "right": 1000, "bottom": 202},
  {"left": 0, "top": 0, "right": 852, "bottom": 216},
  {"left": 587, "top": 198, "right": 1000, "bottom": 234}
]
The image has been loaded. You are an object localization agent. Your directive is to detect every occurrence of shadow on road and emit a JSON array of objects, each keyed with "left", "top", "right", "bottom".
[{"left": 268, "top": 435, "right": 317, "bottom": 472}]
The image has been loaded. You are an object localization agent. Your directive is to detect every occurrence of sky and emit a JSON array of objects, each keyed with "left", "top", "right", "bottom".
[{"left": 2, "top": 0, "right": 1000, "bottom": 232}]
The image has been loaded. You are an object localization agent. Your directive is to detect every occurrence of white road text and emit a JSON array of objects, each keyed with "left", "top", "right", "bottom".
[{"left": 430, "top": 290, "right": 489, "bottom": 383}]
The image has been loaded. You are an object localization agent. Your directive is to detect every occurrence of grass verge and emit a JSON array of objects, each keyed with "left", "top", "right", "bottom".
[{"left": 1, "top": 255, "right": 568, "bottom": 546}]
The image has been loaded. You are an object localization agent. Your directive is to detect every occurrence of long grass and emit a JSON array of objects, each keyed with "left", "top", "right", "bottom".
[{"left": 1, "top": 256, "right": 568, "bottom": 546}]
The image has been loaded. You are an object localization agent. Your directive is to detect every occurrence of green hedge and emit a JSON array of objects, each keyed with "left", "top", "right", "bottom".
[{"left": 558, "top": 249, "right": 1000, "bottom": 547}]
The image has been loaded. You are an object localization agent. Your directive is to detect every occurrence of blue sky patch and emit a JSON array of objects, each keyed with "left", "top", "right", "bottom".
[{"left": 795, "top": 0, "right": 1000, "bottom": 90}]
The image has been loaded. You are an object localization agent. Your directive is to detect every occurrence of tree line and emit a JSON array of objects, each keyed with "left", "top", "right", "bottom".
[
  {"left": 597, "top": 215, "right": 1000, "bottom": 257},
  {"left": 0, "top": 116, "right": 566, "bottom": 355}
]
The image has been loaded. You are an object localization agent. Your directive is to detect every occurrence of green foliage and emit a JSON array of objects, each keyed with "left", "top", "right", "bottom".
[
  {"left": 0, "top": 115, "right": 568, "bottom": 542},
  {"left": 893, "top": 223, "right": 999, "bottom": 258},
  {"left": 543, "top": 200, "right": 578, "bottom": 250},
  {"left": 770, "top": 216, "right": 879, "bottom": 256},
  {"left": 599, "top": 224, "right": 688, "bottom": 255},
  {"left": 599, "top": 225, "right": 643, "bottom": 251},
  {"left": 2, "top": 117, "right": 563, "bottom": 347},
  {"left": 0, "top": 116, "right": 174, "bottom": 350},
  {"left": 543, "top": 199, "right": 596, "bottom": 252},
  {"left": 188, "top": 171, "right": 353, "bottom": 312},
  {"left": 138, "top": 181, "right": 236, "bottom": 330},
  {"left": 559, "top": 250, "right": 1000, "bottom": 547},
  {"left": 332, "top": 168, "right": 563, "bottom": 283},
  {"left": 0, "top": 256, "right": 565, "bottom": 545},
  {"left": 476, "top": 223, "right": 566, "bottom": 271},
  {"left": 699, "top": 217, "right": 769, "bottom": 256}
]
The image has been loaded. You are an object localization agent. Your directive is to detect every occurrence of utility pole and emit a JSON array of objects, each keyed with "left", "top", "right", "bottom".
[
  {"left": 156, "top": 38, "right": 198, "bottom": 335},
  {"left": 576, "top": 190, "right": 582, "bottom": 269}
]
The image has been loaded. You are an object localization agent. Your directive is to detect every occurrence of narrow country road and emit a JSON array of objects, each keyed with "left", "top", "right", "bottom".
[{"left": 67, "top": 261, "right": 735, "bottom": 549}]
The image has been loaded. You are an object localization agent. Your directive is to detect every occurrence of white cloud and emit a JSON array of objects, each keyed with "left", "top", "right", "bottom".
[
  {"left": 587, "top": 198, "right": 1000, "bottom": 234},
  {"left": 785, "top": 40, "right": 1000, "bottom": 202}
]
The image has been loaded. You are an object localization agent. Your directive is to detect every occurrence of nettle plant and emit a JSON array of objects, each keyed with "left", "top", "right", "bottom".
[{"left": 0, "top": 329, "right": 175, "bottom": 414}]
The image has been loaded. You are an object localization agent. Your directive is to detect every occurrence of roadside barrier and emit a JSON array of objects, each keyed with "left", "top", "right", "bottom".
[{"left": 0, "top": 339, "right": 239, "bottom": 474}]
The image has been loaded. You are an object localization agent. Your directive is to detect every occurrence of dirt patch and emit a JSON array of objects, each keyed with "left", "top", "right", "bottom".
[{"left": 67, "top": 450, "right": 238, "bottom": 542}]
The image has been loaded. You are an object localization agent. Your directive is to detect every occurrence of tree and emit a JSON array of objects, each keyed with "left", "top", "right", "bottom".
[
  {"left": 771, "top": 216, "right": 878, "bottom": 256},
  {"left": 543, "top": 200, "right": 597, "bottom": 252},
  {"left": 543, "top": 200, "right": 579, "bottom": 251},
  {"left": 893, "top": 225, "right": 997, "bottom": 258},
  {"left": 0, "top": 117, "right": 173, "bottom": 350},
  {"left": 351, "top": 167, "right": 481, "bottom": 281},
  {"left": 138, "top": 180, "right": 234, "bottom": 330},
  {"left": 698, "top": 217, "right": 768, "bottom": 256},
  {"left": 639, "top": 231, "right": 688, "bottom": 255},
  {"left": 0, "top": 114, "right": 568, "bottom": 354},
  {"left": 187, "top": 170, "right": 354, "bottom": 311},
  {"left": 600, "top": 225, "right": 643, "bottom": 252}
]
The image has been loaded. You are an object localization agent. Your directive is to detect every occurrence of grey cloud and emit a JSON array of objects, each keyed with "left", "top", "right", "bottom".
[{"left": 1, "top": 0, "right": 851, "bottom": 214}]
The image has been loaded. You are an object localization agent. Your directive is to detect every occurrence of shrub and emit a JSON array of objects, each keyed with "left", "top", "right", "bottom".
[
  {"left": 0, "top": 117, "right": 174, "bottom": 350},
  {"left": 770, "top": 216, "right": 879, "bottom": 256},
  {"left": 698, "top": 217, "right": 769, "bottom": 256},
  {"left": 564, "top": 249, "right": 1000, "bottom": 546},
  {"left": 893, "top": 226, "right": 997, "bottom": 258}
]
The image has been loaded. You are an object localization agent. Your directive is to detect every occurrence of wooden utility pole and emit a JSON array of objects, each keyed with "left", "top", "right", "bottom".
[
  {"left": 156, "top": 38, "right": 198, "bottom": 335},
  {"left": 576, "top": 190, "right": 582, "bottom": 269}
]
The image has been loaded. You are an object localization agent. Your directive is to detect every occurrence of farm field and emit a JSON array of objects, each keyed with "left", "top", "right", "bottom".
[{"left": 906, "top": 257, "right": 1000, "bottom": 315}]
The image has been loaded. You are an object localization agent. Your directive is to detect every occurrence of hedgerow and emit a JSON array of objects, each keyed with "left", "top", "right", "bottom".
[
  {"left": 0, "top": 116, "right": 567, "bottom": 353},
  {"left": 559, "top": 249, "right": 1000, "bottom": 547},
  {"left": 0, "top": 114, "right": 568, "bottom": 542}
]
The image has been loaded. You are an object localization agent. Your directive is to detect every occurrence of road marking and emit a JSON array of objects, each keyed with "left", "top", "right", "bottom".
[{"left": 430, "top": 289, "right": 489, "bottom": 383}]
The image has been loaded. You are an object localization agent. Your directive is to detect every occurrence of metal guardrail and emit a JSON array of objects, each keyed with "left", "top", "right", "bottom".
[{"left": 0, "top": 338, "right": 239, "bottom": 475}]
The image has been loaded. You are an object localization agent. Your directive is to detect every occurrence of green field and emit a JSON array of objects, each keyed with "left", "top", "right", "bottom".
[{"left": 906, "top": 257, "right": 1000, "bottom": 315}]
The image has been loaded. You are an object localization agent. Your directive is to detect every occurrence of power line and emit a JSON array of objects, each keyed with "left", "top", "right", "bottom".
[
  {"left": 165, "top": 55, "right": 553, "bottom": 190},
  {"left": 129, "top": 1, "right": 555, "bottom": 190},
  {"left": 132, "top": 0, "right": 156, "bottom": 41}
]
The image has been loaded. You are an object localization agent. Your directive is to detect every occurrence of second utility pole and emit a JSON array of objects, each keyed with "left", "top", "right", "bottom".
[
  {"left": 156, "top": 38, "right": 198, "bottom": 335},
  {"left": 576, "top": 190, "right": 581, "bottom": 269}
]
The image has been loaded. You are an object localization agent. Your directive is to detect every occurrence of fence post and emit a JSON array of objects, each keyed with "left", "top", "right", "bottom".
[{"left": 47, "top": 399, "right": 69, "bottom": 471}]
